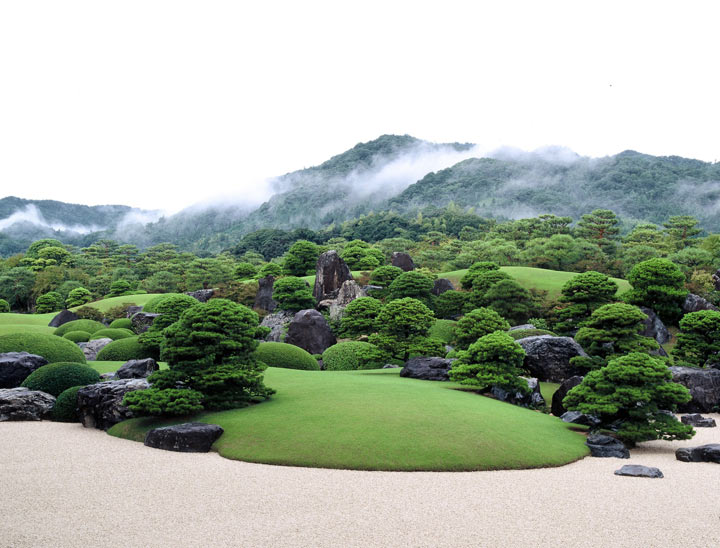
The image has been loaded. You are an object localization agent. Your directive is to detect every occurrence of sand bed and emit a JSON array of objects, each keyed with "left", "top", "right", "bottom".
[{"left": 1, "top": 419, "right": 719, "bottom": 547}]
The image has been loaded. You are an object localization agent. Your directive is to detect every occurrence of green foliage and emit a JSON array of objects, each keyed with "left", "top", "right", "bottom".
[
  {"left": 673, "top": 310, "right": 720, "bottom": 367},
  {"left": 66, "top": 287, "right": 92, "bottom": 307},
  {"left": 256, "top": 262, "right": 284, "bottom": 279},
  {"left": 453, "top": 307, "right": 510, "bottom": 350},
  {"left": 575, "top": 209, "right": 619, "bottom": 248},
  {"left": 89, "top": 328, "right": 135, "bottom": 341},
  {"left": 368, "top": 297, "right": 439, "bottom": 360},
  {"left": 564, "top": 353, "right": 694, "bottom": 444},
  {"left": 138, "top": 294, "right": 200, "bottom": 359},
  {"left": 322, "top": 341, "right": 388, "bottom": 370},
  {"left": 664, "top": 215, "right": 701, "bottom": 248},
  {"left": 0, "top": 333, "right": 86, "bottom": 363},
  {"left": 555, "top": 271, "right": 619, "bottom": 334},
  {"left": 387, "top": 271, "right": 434, "bottom": 305},
  {"left": 624, "top": 258, "right": 687, "bottom": 324},
  {"left": 35, "top": 291, "right": 64, "bottom": 314},
  {"left": 73, "top": 306, "right": 104, "bottom": 322},
  {"left": 234, "top": 262, "right": 258, "bottom": 280},
  {"left": 272, "top": 276, "right": 315, "bottom": 311},
  {"left": 0, "top": 299, "right": 9, "bottom": 313},
  {"left": 508, "top": 328, "right": 556, "bottom": 340},
  {"left": 63, "top": 330, "right": 92, "bottom": 343},
  {"left": 54, "top": 319, "right": 105, "bottom": 337},
  {"left": 51, "top": 385, "right": 84, "bottom": 422},
  {"left": 340, "top": 297, "right": 382, "bottom": 337},
  {"left": 461, "top": 261, "right": 500, "bottom": 290},
  {"left": 254, "top": 342, "right": 320, "bottom": 370},
  {"left": 26, "top": 238, "right": 65, "bottom": 258},
  {"left": 107, "top": 279, "right": 134, "bottom": 297},
  {"left": 109, "top": 318, "right": 133, "bottom": 330},
  {"left": 434, "top": 290, "right": 468, "bottom": 319},
  {"left": 284, "top": 240, "right": 320, "bottom": 276},
  {"left": 369, "top": 265, "right": 403, "bottom": 287},
  {"left": 341, "top": 240, "right": 384, "bottom": 270},
  {"left": 104, "top": 303, "right": 138, "bottom": 321},
  {"left": 142, "top": 293, "right": 189, "bottom": 313},
  {"left": 0, "top": 267, "right": 36, "bottom": 311},
  {"left": 141, "top": 271, "right": 180, "bottom": 294},
  {"left": 124, "top": 388, "right": 205, "bottom": 417},
  {"left": 95, "top": 337, "right": 149, "bottom": 361},
  {"left": 428, "top": 319, "right": 457, "bottom": 344},
  {"left": 21, "top": 362, "right": 99, "bottom": 397},
  {"left": 449, "top": 331, "right": 529, "bottom": 395},
  {"left": 483, "top": 279, "right": 535, "bottom": 325}
]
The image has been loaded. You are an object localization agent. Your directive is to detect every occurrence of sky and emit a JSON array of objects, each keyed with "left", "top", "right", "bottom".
[{"left": 1, "top": 0, "right": 718, "bottom": 214}]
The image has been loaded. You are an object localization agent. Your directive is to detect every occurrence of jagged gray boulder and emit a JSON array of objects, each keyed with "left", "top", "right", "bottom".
[
  {"left": 683, "top": 293, "right": 719, "bottom": 314},
  {"left": 131, "top": 312, "right": 160, "bottom": 334},
  {"left": 681, "top": 413, "right": 716, "bottom": 427},
  {"left": 318, "top": 280, "right": 366, "bottom": 320},
  {"left": 431, "top": 278, "right": 454, "bottom": 296},
  {"left": 551, "top": 376, "right": 584, "bottom": 416},
  {"left": 509, "top": 324, "right": 536, "bottom": 331},
  {"left": 114, "top": 358, "right": 158, "bottom": 380},
  {"left": 675, "top": 444, "right": 720, "bottom": 463},
  {"left": 313, "top": 250, "right": 353, "bottom": 301},
  {"left": 254, "top": 275, "right": 277, "bottom": 313},
  {"left": 144, "top": 422, "right": 224, "bottom": 452},
  {"left": 125, "top": 306, "right": 143, "bottom": 318},
  {"left": 713, "top": 269, "right": 720, "bottom": 291},
  {"left": 639, "top": 307, "right": 670, "bottom": 344},
  {"left": 260, "top": 310, "right": 295, "bottom": 342},
  {"left": 79, "top": 338, "right": 112, "bottom": 361},
  {"left": 400, "top": 357, "right": 453, "bottom": 381},
  {"left": 48, "top": 309, "right": 79, "bottom": 328},
  {"left": 0, "top": 352, "right": 48, "bottom": 388},
  {"left": 0, "top": 387, "right": 55, "bottom": 421},
  {"left": 517, "top": 335, "right": 587, "bottom": 382},
  {"left": 614, "top": 465, "right": 663, "bottom": 478},
  {"left": 586, "top": 434, "right": 630, "bottom": 458},
  {"left": 561, "top": 411, "right": 601, "bottom": 427},
  {"left": 284, "top": 309, "right": 337, "bottom": 355},
  {"left": 77, "top": 378, "right": 150, "bottom": 430},
  {"left": 391, "top": 252, "right": 415, "bottom": 272},
  {"left": 491, "top": 377, "right": 545, "bottom": 408},
  {"left": 669, "top": 366, "right": 720, "bottom": 413},
  {"left": 186, "top": 289, "right": 214, "bottom": 303}
]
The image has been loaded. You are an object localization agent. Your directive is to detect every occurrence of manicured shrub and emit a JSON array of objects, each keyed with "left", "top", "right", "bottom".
[
  {"left": 106, "top": 280, "right": 135, "bottom": 297},
  {"left": 272, "top": 276, "right": 315, "bottom": 311},
  {"left": 63, "top": 331, "right": 92, "bottom": 343},
  {"left": 142, "top": 293, "right": 188, "bottom": 313},
  {"left": 483, "top": 279, "right": 536, "bottom": 325},
  {"left": 66, "top": 287, "right": 92, "bottom": 308},
  {"left": 370, "top": 265, "right": 403, "bottom": 287},
  {"left": 0, "top": 298, "right": 10, "bottom": 313},
  {"left": 435, "top": 290, "right": 468, "bottom": 319},
  {"left": 255, "top": 342, "right": 320, "bottom": 370},
  {"left": 21, "top": 363, "right": 100, "bottom": 397},
  {"left": 508, "top": 329, "right": 556, "bottom": 340},
  {"left": 453, "top": 308, "right": 510, "bottom": 350},
  {"left": 104, "top": 303, "right": 138, "bottom": 321},
  {"left": 284, "top": 240, "right": 320, "bottom": 276},
  {"left": 109, "top": 318, "right": 133, "bottom": 330},
  {"left": 51, "top": 385, "right": 84, "bottom": 422},
  {"left": 340, "top": 297, "right": 382, "bottom": 336},
  {"left": 388, "top": 271, "right": 434, "bottom": 306},
  {"left": 368, "top": 297, "right": 442, "bottom": 361},
  {"left": 234, "top": 262, "right": 258, "bottom": 280},
  {"left": 673, "top": 310, "right": 720, "bottom": 367},
  {"left": 256, "top": 263, "right": 284, "bottom": 279},
  {"left": 341, "top": 240, "right": 384, "bottom": 270},
  {"left": 555, "top": 271, "right": 619, "bottom": 335},
  {"left": 95, "top": 336, "right": 149, "bottom": 361},
  {"left": 74, "top": 306, "right": 104, "bottom": 322},
  {"left": 322, "top": 341, "right": 388, "bottom": 370},
  {"left": 0, "top": 333, "right": 86, "bottom": 364},
  {"left": 124, "top": 388, "right": 205, "bottom": 417},
  {"left": 139, "top": 294, "right": 205, "bottom": 359},
  {"left": 54, "top": 319, "right": 105, "bottom": 337},
  {"left": 428, "top": 319, "right": 457, "bottom": 344},
  {"left": 623, "top": 258, "right": 687, "bottom": 324},
  {"left": 35, "top": 291, "right": 64, "bottom": 314},
  {"left": 461, "top": 262, "right": 501, "bottom": 290},
  {"left": 90, "top": 328, "right": 135, "bottom": 341}
]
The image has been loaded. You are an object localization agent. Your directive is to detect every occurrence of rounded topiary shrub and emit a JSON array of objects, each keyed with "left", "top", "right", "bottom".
[
  {"left": 108, "top": 318, "right": 133, "bottom": 330},
  {"left": 322, "top": 341, "right": 387, "bottom": 371},
  {"left": 54, "top": 319, "right": 105, "bottom": 337},
  {"left": 254, "top": 342, "right": 320, "bottom": 370},
  {"left": 0, "top": 333, "right": 86, "bottom": 364},
  {"left": 21, "top": 363, "right": 100, "bottom": 397},
  {"left": 89, "top": 328, "right": 135, "bottom": 341},
  {"left": 95, "top": 336, "right": 150, "bottom": 361},
  {"left": 0, "top": 298, "right": 10, "bottom": 313},
  {"left": 142, "top": 293, "right": 188, "bottom": 313},
  {"left": 63, "top": 330, "right": 92, "bottom": 343},
  {"left": 51, "top": 385, "right": 84, "bottom": 422}
]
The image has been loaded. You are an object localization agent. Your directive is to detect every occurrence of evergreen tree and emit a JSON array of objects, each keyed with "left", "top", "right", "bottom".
[
  {"left": 555, "top": 271, "right": 618, "bottom": 335},
  {"left": 673, "top": 310, "right": 720, "bottom": 367},
  {"left": 623, "top": 258, "right": 687, "bottom": 324},
  {"left": 453, "top": 307, "right": 510, "bottom": 350}
]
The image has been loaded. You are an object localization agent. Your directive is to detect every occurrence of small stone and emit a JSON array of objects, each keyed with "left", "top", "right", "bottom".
[
  {"left": 561, "top": 411, "right": 601, "bottom": 427},
  {"left": 681, "top": 413, "right": 717, "bottom": 428},
  {"left": 79, "top": 338, "right": 112, "bottom": 361},
  {"left": 186, "top": 289, "right": 214, "bottom": 303},
  {"left": 586, "top": 434, "right": 630, "bottom": 458},
  {"left": 614, "top": 465, "right": 663, "bottom": 478},
  {"left": 675, "top": 444, "right": 720, "bottom": 463}
]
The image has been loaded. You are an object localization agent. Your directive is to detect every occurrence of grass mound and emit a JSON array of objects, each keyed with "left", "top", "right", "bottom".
[
  {"left": 63, "top": 330, "right": 92, "bottom": 343},
  {"left": 95, "top": 337, "right": 149, "bottom": 361},
  {"left": 54, "top": 319, "right": 105, "bottom": 337},
  {"left": 51, "top": 385, "right": 84, "bottom": 422},
  {"left": 254, "top": 342, "right": 320, "bottom": 370},
  {"left": 21, "top": 363, "right": 100, "bottom": 396},
  {"left": 89, "top": 328, "right": 135, "bottom": 341},
  {"left": 108, "top": 318, "right": 133, "bottom": 330},
  {"left": 0, "top": 332, "right": 86, "bottom": 363},
  {"left": 110, "top": 368, "right": 588, "bottom": 471}
]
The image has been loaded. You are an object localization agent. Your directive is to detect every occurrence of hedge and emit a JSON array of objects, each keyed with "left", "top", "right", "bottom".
[
  {"left": 95, "top": 336, "right": 150, "bottom": 361},
  {"left": 51, "top": 385, "right": 84, "bottom": 422},
  {"left": 0, "top": 333, "right": 87, "bottom": 364},
  {"left": 142, "top": 293, "right": 190, "bottom": 313},
  {"left": 322, "top": 341, "right": 387, "bottom": 371},
  {"left": 63, "top": 331, "right": 92, "bottom": 343},
  {"left": 54, "top": 319, "right": 105, "bottom": 337},
  {"left": 21, "top": 363, "right": 99, "bottom": 397},
  {"left": 254, "top": 342, "right": 320, "bottom": 370},
  {"left": 108, "top": 318, "right": 133, "bottom": 330}
]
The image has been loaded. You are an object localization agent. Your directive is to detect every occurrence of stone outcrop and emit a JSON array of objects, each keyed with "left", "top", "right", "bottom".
[
  {"left": 431, "top": 278, "right": 454, "bottom": 296},
  {"left": 125, "top": 306, "right": 143, "bottom": 318},
  {"left": 391, "top": 252, "right": 415, "bottom": 272},
  {"left": 639, "top": 307, "right": 670, "bottom": 344},
  {"left": 77, "top": 379, "right": 150, "bottom": 430},
  {"left": 48, "top": 309, "right": 79, "bottom": 328},
  {"left": 561, "top": 411, "right": 601, "bottom": 428},
  {"left": 144, "top": 422, "right": 224, "bottom": 452},
  {"left": 260, "top": 310, "right": 295, "bottom": 342},
  {"left": 509, "top": 324, "right": 536, "bottom": 331},
  {"left": 614, "top": 465, "right": 663, "bottom": 478},
  {"left": 254, "top": 275, "right": 277, "bottom": 313},
  {"left": 400, "top": 357, "right": 453, "bottom": 381},
  {"left": 517, "top": 335, "right": 587, "bottom": 383},
  {"left": 186, "top": 289, "right": 214, "bottom": 303},
  {"left": 318, "top": 280, "right": 365, "bottom": 320},
  {"left": 491, "top": 377, "right": 545, "bottom": 408},
  {"left": 586, "top": 434, "right": 629, "bottom": 458},
  {"left": 284, "top": 309, "right": 337, "bottom": 355},
  {"left": 131, "top": 312, "right": 160, "bottom": 334},
  {"left": 0, "top": 388, "right": 55, "bottom": 421},
  {"left": 0, "top": 352, "right": 48, "bottom": 388},
  {"left": 680, "top": 413, "right": 717, "bottom": 428},
  {"left": 313, "top": 250, "right": 353, "bottom": 301},
  {"left": 114, "top": 358, "right": 158, "bottom": 380},
  {"left": 79, "top": 338, "right": 113, "bottom": 361},
  {"left": 675, "top": 444, "right": 720, "bottom": 463},
  {"left": 669, "top": 366, "right": 720, "bottom": 413},
  {"left": 683, "top": 293, "right": 719, "bottom": 314},
  {"left": 551, "top": 376, "right": 584, "bottom": 417}
]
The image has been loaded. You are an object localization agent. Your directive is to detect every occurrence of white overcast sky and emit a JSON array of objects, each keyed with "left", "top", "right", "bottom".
[{"left": 1, "top": 0, "right": 718, "bottom": 213}]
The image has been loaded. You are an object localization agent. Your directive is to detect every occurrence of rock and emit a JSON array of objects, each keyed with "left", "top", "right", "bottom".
[
  {"left": 675, "top": 444, "right": 720, "bottom": 463},
  {"left": 713, "top": 269, "right": 720, "bottom": 292},
  {"left": 77, "top": 379, "right": 150, "bottom": 430},
  {"left": 391, "top": 252, "right": 415, "bottom": 272},
  {"left": 0, "top": 352, "right": 49, "bottom": 388},
  {"left": 649, "top": 346, "right": 669, "bottom": 358},
  {"left": 131, "top": 312, "right": 160, "bottom": 334},
  {"left": 284, "top": 309, "right": 337, "bottom": 355},
  {"left": 561, "top": 411, "right": 601, "bottom": 428},
  {"left": 114, "top": 358, "right": 158, "bottom": 380},
  {"left": 509, "top": 324, "right": 536, "bottom": 331},
  {"left": 681, "top": 413, "right": 717, "bottom": 427},
  {"left": 254, "top": 275, "right": 277, "bottom": 313},
  {"left": 99, "top": 372, "right": 115, "bottom": 380},
  {"left": 48, "top": 309, "right": 79, "bottom": 328},
  {"left": 144, "top": 422, "right": 224, "bottom": 452},
  {"left": 383, "top": 364, "right": 400, "bottom": 369},
  {"left": 313, "top": 250, "right": 353, "bottom": 301},
  {"left": 78, "top": 338, "right": 112, "bottom": 361},
  {"left": 551, "top": 376, "right": 584, "bottom": 416},
  {"left": 491, "top": 377, "right": 545, "bottom": 408},
  {"left": 186, "top": 289, "right": 214, "bottom": 303},
  {"left": 639, "top": 307, "right": 670, "bottom": 344},
  {"left": 586, "top": 434, "right": 630, "bottom": 458},
  {"left": 260, "top": 310, "right": 295, "bottom": 342},
  {"left": 669, "top": 366, "right": 720, "bottom": 413},
  {"left": 0, "top": 387, "right": 55, "bottom": 421},
  {"left": 614, "top": 465, "right": 664, "bottom": 478},
  {"left": 125, "top": 306, "right": 143, "bottom": 318},
  {"left": 431, "top": 278, "right": 455, "bottom": 296},
  {"left": 318, "top": 280, "right": 366, "bottom": 321},
  {"left": 400, "top": 357, "right": 453, "bottom": 381},
  {"left": 683, "top": 293, "right": 719, "bottom": 314},
  {"left": 517, "top": 335, "right": 587, "bottom": 383}
]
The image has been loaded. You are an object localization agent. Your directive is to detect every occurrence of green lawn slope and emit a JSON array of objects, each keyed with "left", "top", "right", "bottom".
[{"left": 110, "top": 367, "right": 588, "bottom": 471}]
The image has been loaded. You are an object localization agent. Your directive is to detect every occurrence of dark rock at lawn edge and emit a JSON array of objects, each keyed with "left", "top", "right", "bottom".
[{"left": 144, "top": 422, "right": 224, "bottom": 452}]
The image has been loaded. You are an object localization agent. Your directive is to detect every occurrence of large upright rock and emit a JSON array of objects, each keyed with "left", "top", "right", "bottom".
[
  {"left": 284, "top": 309, "right": 337, "bottom": 355},
  {"left": 0, "top": 352, "right": 48, "bottom": 388},
  {"left": 48, "top": 309, "right": 79, "bottom": 328},
  {"left": 551, "top": 375, "right": 584, "bottom": 417},
  {"left": 669, "top": 366, "right": 720, "bottom": 413},
  {"left": 400, "top": 357, "right": 453, "bottom": 381},
  {"left": 639, "top": 307, "right": 670, "bottom": 344},
  {"left": 131, "top": 312, "right": 160, "bottom": 334},
  {"left": 516, "top": 335, "right": 587, "bottom": 383},
  {"left": 318, "top": 280, "right": 366, "bottom": 321},
  {"left": 186, "top": 289, "right": 214, "bottom": 303},
  {"left": 0, "top": 388, "right": 55, "bottom": 421},
  {"left": 254, "top": 275, "right": 277, "bottom": 313},
  {"left": 260, "top": 310, "right": 295, "bottom": 342},
  {"left": 683, "top": 293, "right": 719, "bottom": 314},
  {"left": 432, "top": 278, "right": 455, "bottom": 296},
  {"left": 391, "top": 252, "right": 415, "bottom": 272},
  {"left": 79, "top": 338, "right": 112, "bottom": 361},
  {"left": 313, "top": 251, "right": 353, "bottom": 301},
  {"left": 77, "top": 379, "right": 150, "bottom": 430}
]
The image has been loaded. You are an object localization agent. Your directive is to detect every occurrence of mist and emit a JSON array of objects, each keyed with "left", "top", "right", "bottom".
[{"left": 0, "top": 204, "right": 102, "bottom": 234}]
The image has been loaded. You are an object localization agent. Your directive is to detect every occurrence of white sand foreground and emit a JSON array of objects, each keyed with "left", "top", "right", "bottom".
[{"left": 1, "top": 420, "right": 720, "bottom": 548}]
